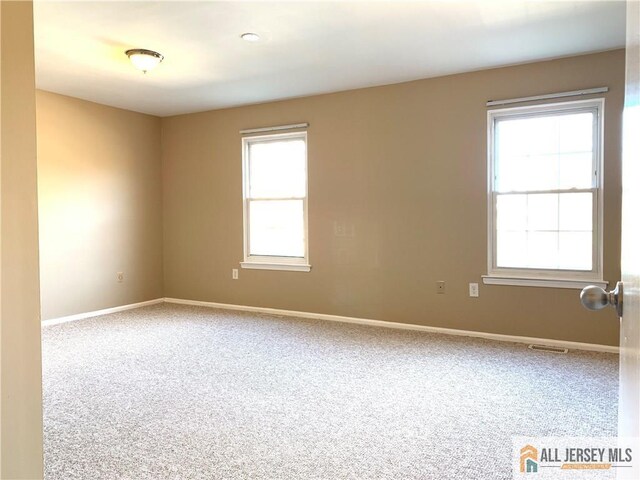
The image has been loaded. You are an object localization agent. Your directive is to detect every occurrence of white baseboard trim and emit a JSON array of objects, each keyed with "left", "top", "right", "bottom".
[
  {"left": 42, "top": 298, "right": 165, "bottom": 327},
  {"left": 164, "top": 297, "right": 619, "bottom": 354}
]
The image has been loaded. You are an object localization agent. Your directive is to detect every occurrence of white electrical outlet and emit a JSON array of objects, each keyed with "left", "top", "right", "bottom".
[
  {"left": 117, "top": 272, "right": 124, "bottom": 283},
  {"left": 436, "top": 281, "right": 445, "bottom": 294},
  {"left": 469, "top": 283, "right": 479, "bottom": 297},
  {"left": 232, "top": 268, "right": 239, "bottom": 280}
]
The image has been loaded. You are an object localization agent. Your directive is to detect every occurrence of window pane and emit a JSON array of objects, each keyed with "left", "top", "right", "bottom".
[
  {"left": 495, "top": 192, "right": 593, "bottom": 270},
  {"left": 497, "top": 115, "right": 559, "bottom": 157},
  {"left": 497, "top": 193, "right": 560, "bottom": 233},
  {"left": 496, "top": 194, "right": 527, "bottom": 232},
  {"left": 495, "top": 111, "right": 594, "bottom": 192},
  {"left": 496, "top": 154, "right": 558, "bottom": 192},
  {"left": 249, "top": 139, "right": 306, "bottom": 198},
  {"left": 527, "top": 194, "right": 558, "bottom": 232},
  {"left": 559, "top": 232, "right": 592, "bottom": 271},
  {"left": 558, "top": 153, "right": 593, "bottom": 190},
  {"left": 249, "top": 200, "right": 304, "bottom": 257},
  {"left": 559, "top": 192, "right": 592, "bottom": 231},
  {"left": 496, "top": 231, "right": 527, "bottom": 268},
  {"left": 559, "top": 113, "right": 593, "bottom": 152},
  {"left": 527, "top": 232, "right": 559, "bottom": 269}
]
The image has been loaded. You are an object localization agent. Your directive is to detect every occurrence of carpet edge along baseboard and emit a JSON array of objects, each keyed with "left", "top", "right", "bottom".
[{"left": 43, "top": 297, "right": 617, "bottom": 354}]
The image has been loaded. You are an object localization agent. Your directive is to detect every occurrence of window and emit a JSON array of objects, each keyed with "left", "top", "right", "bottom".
[
  {"left": 241, "top": 131, "right": 310, "bottom": 271},
  {"left": 485, "top": 99, "right": 605, "bottom": 288}
]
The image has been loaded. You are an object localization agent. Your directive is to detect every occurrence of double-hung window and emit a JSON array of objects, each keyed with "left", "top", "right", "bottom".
[
  {"left": 486, "top": 99, "right": 605, "bottom": 288},
  {"left": 241, "top": 131, "right": 310, "bottom": 272}
]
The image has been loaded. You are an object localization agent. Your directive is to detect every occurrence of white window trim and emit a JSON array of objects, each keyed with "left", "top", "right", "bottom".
[
  {"left": 485, "top": 98, "right": 605, "bottom": 289},
  {"left": 241, "top": 130, "right": 311, "bottom": 272},
  {"left": 481, "top": 276, "right": 608, "bottom": 290}
]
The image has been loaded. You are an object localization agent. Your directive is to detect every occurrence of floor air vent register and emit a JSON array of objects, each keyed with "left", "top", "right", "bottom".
[{"left": 527, "top": 344, "right": 569, "bottom": 354}]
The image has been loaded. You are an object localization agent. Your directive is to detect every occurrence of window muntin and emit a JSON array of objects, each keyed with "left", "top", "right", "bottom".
[
  {"left": 242, "top": 131, "right": 309, "bottom": 270},
  {"left": 488, "top": 99, "right": 603, "bottom": 280}
]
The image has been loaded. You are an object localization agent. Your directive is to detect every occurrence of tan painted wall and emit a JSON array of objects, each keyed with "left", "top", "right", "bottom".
[
  {"left": 36, "top": 91, "right": 163, "bottom": 320},
  {"left": 162, "top": 49, "right": 624, "bottom": 346},
  {"left": 1, "top": 1, "right": 44, "bottom": 477},
  {"left": 1, "top": 3, "right": 3, "bottom": 471}
]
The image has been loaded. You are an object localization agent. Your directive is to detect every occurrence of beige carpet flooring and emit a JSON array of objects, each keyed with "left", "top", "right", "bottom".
[{"left": 42, "top": 303, "right": 618, "bottom": 479}]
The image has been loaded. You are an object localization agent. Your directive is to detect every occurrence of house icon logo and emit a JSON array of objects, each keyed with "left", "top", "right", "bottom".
[{"left": 520, "top": 445, "right": 538, "bottom": 473}]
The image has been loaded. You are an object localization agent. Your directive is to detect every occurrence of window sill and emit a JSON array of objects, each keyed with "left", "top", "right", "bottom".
[
  {"left": 482, "top": 275, "right": 608, "bottom": 289},
  {"left": 240, "top": 262, "right": 311, "bottom": 272}
]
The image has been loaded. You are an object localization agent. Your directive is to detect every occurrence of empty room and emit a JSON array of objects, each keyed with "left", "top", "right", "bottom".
[{"left": 1, "top": 0, "right": 640, "bottom": 479}]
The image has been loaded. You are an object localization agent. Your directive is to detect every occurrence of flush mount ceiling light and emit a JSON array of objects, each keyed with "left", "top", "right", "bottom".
[
  {"left": 240, "top": 32, "right": 261, "bottom": 42},
  {"left": 125, "top": 48, "right": 164, "bottom": 73}
]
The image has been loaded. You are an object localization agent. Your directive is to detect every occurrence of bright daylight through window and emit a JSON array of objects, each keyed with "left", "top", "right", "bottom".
[
  {"left": 241, "top": 131, "right": 310, "bottom": 272},
  {"left": 486, "top": 99, "right": 604, "bottom": 287}
]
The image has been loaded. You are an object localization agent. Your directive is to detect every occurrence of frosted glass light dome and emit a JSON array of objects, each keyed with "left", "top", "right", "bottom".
[{"left": 125, "top": 49, "right": 164, "bottom": 73}]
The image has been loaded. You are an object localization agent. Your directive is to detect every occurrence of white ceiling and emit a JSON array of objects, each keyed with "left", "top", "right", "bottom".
[{"left": 33, "top": 1, "right": 626, "bottom": 117}]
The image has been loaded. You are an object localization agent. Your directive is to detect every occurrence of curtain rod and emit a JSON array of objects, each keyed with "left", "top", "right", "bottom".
[
  {"left": 486, "top": 87, "right": 608, "bottom": 107},
  {"left": 240, "top": 123, "right": 309, "bottom": 135}
]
